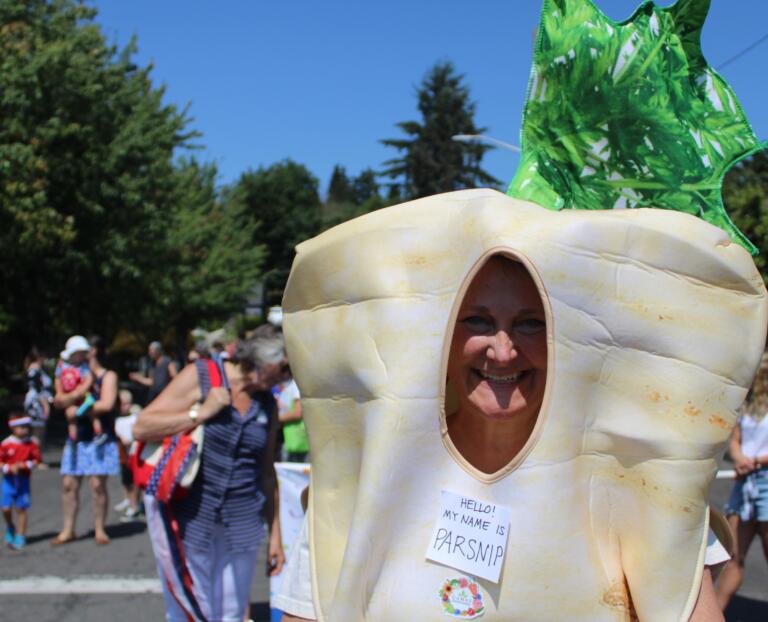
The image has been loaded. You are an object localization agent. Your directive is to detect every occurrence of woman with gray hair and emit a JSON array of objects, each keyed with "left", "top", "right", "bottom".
[{"left": 133, "top": 331, "right": 286, "bottom": 622}]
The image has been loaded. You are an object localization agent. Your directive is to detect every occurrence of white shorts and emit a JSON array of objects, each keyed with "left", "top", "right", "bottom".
[{"left": 273, "top": 515, "right": 317, "bottom": 619}]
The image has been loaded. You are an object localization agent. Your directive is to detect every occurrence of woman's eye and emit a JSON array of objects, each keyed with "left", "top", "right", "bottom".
[
  {"left": 461, "top": 316, "right": 493, "bottom": 333},
  {"left": 515, "top": 318, "right": 546, "bottom": 335}
]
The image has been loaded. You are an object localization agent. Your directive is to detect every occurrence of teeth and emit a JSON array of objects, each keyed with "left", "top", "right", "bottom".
[{"left": 479, "top": 371, "right": 522, "bottom": 382}]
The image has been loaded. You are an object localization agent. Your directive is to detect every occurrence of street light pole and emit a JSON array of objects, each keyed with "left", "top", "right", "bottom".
[{"left": 452, "top": 134, "right": 521, "bottom": 153}]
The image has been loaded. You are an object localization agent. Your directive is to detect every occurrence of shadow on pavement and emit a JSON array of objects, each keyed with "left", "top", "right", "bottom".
[
  {"left": 26, "top": 522, "right": 147, "bottom": 546},
  {"left": 726, "top": 594, "right": 768, "bottom": 622},
  {"left": 25, "top": 530, "right": 60, "bottom": 545},
  {"left": 100, "top": 521, "right": 147, "bottom": 540}
]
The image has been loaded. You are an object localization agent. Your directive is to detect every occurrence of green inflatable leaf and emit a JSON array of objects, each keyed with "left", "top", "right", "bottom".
[{"left": 507, "top": 0, "right": 766, "bottom": 254}]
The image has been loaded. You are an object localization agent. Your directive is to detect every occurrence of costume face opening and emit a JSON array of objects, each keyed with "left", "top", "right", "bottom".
[{"left": 446, "top": 254, "right": 548, "bottom": 474}]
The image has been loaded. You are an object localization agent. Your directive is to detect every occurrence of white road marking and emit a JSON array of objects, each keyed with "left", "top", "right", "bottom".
[{"left": 0, "top": 575, "right": 162, "bottom": 594}]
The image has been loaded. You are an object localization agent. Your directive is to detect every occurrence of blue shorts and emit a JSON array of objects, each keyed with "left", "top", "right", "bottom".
[
  {"left": 725, "top": 467, "right": 768, "bottom": 522},
  {"left": 1, "top": 474, "right": 31, "bottom": 510},
  {"left": 61, "top": 440, "right": 119, "bottom": 477}
]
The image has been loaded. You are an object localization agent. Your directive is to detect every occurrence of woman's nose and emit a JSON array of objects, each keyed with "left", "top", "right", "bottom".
[{"left": 487, "top": 331, "right": 515, "bottom": 363}]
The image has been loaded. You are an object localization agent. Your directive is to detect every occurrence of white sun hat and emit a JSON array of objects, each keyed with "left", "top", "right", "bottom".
[{"left": 61, "top": 335, "right": 90, "bottom": 360}]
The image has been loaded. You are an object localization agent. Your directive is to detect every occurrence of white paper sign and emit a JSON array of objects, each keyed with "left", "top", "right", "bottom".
[{"left": 425, "top": 490, "right": 511, "bottom": 583}]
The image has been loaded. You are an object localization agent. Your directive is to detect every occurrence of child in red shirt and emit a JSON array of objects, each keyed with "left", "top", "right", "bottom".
[{"left": 1, "top": 413, "right": 41, "bottom": 550}]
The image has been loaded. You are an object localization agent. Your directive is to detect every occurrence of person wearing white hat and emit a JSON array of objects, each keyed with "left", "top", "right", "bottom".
[
  {"left": 54, "top": 335, "right": 96, "bottom": 444},
  {"left": 52, "top": 335, "right": 120, "bottom": 546}
]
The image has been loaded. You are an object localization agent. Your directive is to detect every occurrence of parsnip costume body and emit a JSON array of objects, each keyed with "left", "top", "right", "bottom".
[{"left": 282, "top": 1, "right": 768, "bottom": 620}]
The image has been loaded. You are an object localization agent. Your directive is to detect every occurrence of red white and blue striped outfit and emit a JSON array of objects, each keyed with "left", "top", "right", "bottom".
[{"left": 149, "top": 358, "right": 275, "bottom": 622}]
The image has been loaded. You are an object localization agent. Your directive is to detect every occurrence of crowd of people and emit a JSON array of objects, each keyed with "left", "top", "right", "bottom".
[
  {"left": 0, "top": 317, "right": 767, "bottom": 620},
  {"left": 1, "top": 318, "right": 309, "bottom": 622}
]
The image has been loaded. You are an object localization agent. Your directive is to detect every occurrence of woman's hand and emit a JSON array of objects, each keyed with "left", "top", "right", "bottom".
[
  {"left": 733, "top": 452, "right": 756, "bottom": 476},
  {"left": 199, "top": 386, "right": 231, "bottom": 422},
  {"left": 267, "top": 530, "right": 286, "bottom": 577},
  {"left": 133, "top": 365, "right": 203, "bottom": 442}
]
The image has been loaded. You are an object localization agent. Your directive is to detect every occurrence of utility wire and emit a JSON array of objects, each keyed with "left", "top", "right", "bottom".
[{"left": 717, "top": 32, "right": 768, "bottom": 70}]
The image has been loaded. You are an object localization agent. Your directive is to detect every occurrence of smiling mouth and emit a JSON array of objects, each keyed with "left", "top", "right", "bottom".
[{"left": 476, "top": 370, "right": 527, "bottom": 383}]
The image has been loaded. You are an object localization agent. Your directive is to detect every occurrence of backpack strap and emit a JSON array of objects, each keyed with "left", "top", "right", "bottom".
[{"left": 206, "top": 357, "right": 228, "bottom": 389}]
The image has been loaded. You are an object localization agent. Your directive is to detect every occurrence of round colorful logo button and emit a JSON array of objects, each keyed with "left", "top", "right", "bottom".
[{"left": 438, "top": 575, "right": 485, "bottom": 618}]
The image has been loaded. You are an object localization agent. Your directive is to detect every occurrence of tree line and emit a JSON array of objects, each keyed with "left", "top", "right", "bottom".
[
  {"left": 2, "top": 1, "right": 766, "bottom": 381},
  {"left": 0, "top": 0, "right": 498, "bottom": 376}
]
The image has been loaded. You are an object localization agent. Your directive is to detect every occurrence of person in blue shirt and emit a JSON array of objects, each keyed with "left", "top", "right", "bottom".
[{"left": 134, "top": 327, "right": 286, "bottom": 622}]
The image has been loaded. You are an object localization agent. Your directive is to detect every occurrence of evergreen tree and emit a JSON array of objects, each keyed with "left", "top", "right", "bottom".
[
  {"left": 328, "top": 165, "right": 355, "bottom": 204},
  {"left": 322, "top": 166, "right": 388, "bottom": 230},
  {"left": 381, "top": 62, "right": 500, "bottom": 200},
  {"left": 352, "top": 168, "right": 380, "bottom": 206}
]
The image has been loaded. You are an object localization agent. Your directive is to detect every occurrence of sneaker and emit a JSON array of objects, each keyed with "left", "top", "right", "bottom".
[
  {"left": 11, "top": 534, "right": 25, "bottom": 550},
  {"left": 119, "top": 506, "right": 144, "bottom": 523},
  {"left": 4, "top": 526, "right": 15, "bottom": 546},
  {"left": 113, "top": 498, "right": 130, "bottom": 512}
]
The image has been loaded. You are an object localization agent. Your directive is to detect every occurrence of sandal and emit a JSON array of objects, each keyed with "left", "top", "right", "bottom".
[
  {"left": 94, "top": 534, "right": 110, "bottom": 546},
  {"left": 51, "top": 533, "right": 77, "bottom": 546}
]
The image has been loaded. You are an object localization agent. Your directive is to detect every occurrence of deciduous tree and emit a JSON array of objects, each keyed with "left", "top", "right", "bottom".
[
  {"left": 0, "top": 1, "right": 263, "bottom": 365},
  {"left": 226, "top": 160, "right": 322, "bottom": 304},
  {"left": 724, "top": 151, "right": 768, "bottom": 278}
]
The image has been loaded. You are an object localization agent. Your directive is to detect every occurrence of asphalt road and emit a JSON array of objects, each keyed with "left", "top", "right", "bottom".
[
  {"left": 0, "top": 443, "right": 272, "bottom": 622},
  {"left": 0, "top": 444, "right": 766, "bottom": 622}
]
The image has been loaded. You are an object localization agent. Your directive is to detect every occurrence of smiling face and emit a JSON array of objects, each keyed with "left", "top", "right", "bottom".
[{"left": 447, "top": 256, "right": 548, "bottom": 428}]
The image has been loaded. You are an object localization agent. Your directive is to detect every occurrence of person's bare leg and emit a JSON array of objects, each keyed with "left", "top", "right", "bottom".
[
  {"left": 2, "top": 507, "right": 13, "bottom": 530},
  {"left": 65, "top": 405, "right": 78, "bottom": 441},
  {"left": 90, "top": 475, "right": 109, "bottom": 543},
  {"left": 715, "top": 515, "right": 756, "bottom": 610},
  {"left": 127, "top": 483, "right": 139, "bottom": 511},
  {"left": 31, "top": 425, "right": 47, "bottom": 458},
  {"left": 55, "top": 475, "right": 81, "bottom": 541},
  {"left": 91, "top": 415, "right": 103, "bottom": 437},
  {"left": 758, "top": 521, "right": 768, "bottom": 563},
  {"left": 689, "top": 569, "right": 725, "bottom": 621},
  {"left": 16, "top": 508, "right": 27, "bottom": 536}
]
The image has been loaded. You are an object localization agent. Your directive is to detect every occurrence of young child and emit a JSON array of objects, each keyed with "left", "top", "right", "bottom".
[
  {"left": 114, "top": 389, "right": 142, "bottom": 520},
  {"left": 55, "top": 335, "right": 104, "bottom": 444},
  {"left": 1, "top": 412, "right": 41, "bottom": 550},
  {"left": 23, "top": 347, "right": 53, "bottom": 455}
]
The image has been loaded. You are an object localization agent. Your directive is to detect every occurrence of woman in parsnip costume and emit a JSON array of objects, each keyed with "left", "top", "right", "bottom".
[{"left": 280, "top": 1, "right": 768, "bottom": 620}]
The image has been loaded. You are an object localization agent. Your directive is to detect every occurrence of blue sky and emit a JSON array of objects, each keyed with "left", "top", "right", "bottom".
[{"left": 92, "top": 1, "right": 768, "bottom": 194}]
